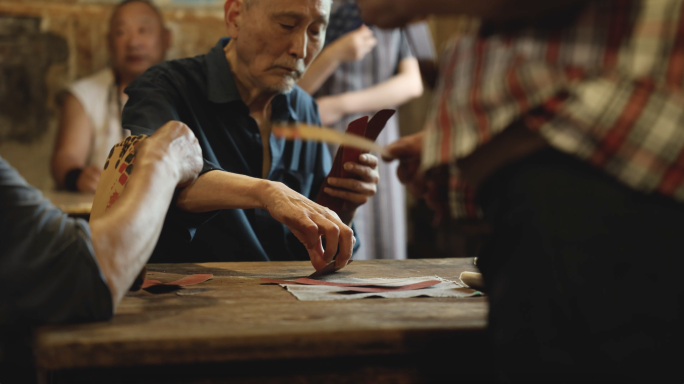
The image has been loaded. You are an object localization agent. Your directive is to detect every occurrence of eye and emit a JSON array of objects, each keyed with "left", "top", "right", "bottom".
[
  {"left": 310, "top": 28, "right": 321, "bottom": 37},
  {"left": 280, "top": 24, "right": 295, "bottom": 31}
]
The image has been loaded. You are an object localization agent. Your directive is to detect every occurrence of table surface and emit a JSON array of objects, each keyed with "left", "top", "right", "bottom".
[
  {"left": 43, "top": 191, "right": 94, "bottom": 215},
  {"left": 33, "top": 259, "right": 487, "bottom": 371}
]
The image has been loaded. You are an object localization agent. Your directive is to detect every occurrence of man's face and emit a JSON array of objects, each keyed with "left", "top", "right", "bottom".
[
  {"left": 234, "top": 0, "right": 330, "bottom": 93},
  {"left": 109, "top": 1, "right": 168, "bottom": 79}
]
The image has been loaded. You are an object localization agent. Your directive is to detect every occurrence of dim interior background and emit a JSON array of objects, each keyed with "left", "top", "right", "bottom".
[{"left": 0, "top": 0, "right": 475, "bottom": 258}]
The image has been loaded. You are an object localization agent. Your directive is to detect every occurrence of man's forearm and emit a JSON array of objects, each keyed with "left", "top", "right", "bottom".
[
  {"left": 175, "top": 170, "right": 271, "bottom": 212},
  {"left": 298, "top": 47, "right": 342, "bottom": 95},
  {"left": 335, "top": 58, "right": 422, "bottom": 115},
  {"left": 409, "top": 0, "right": 589, "bottom": 21},
  {"left": 89, "top": 161, "right": 179, "bottom": 309}
]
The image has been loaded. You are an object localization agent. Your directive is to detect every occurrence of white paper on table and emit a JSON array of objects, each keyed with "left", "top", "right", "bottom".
[{"left": 276, "top": 276, "right": 482, "bottom": 301}]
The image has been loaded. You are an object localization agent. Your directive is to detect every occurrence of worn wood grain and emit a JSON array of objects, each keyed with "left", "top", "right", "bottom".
[{"left": 33, "top": 259, "right": 487, "bottom": 372}]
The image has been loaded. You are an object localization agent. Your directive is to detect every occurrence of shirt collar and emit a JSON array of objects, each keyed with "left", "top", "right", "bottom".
[{"left": 206, "top": 38, "right": 297, "bottom": 122}]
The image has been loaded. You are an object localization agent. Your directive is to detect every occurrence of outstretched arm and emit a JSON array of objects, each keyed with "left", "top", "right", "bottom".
[
  {"left": 356, "top": 0, "right": 591, "bottom": 28},
  {"left": 90, "top": 121, "right": 203, "bottom": 310},
  {"left": 317, "top": 57, "right": 423, "bottom": 125},
  {"left": 299, "top": 25, "right": 377, "bottom": 95}
]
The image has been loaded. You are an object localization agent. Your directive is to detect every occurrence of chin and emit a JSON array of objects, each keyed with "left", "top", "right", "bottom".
[{"left": 267, "top": 78, "right": 297, "bottom": 94}]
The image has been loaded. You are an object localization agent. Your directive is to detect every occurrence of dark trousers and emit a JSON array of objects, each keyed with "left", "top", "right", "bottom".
[{"left": 477, "top": 148, "right": 684, "bottom": 382}]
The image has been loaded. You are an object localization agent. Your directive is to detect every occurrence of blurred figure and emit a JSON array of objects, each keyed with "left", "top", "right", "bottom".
[
  {"left": 51, "top": 0, "right": 170, "bottom": 193},
  {"left": 368, "top": 0, "right": 684, "bottom": 380},
  {"left": 298, "top": 0, "right": 431, "bottom": 260}
]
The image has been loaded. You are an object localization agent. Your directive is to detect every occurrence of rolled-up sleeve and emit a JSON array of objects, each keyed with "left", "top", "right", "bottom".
[{"left": 0, "top": 158, "right": 112, "bottom": 326}]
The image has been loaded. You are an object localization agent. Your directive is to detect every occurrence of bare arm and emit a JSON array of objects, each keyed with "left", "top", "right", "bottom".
[
  {"left": 89, "top": 122, "right": 203, "bottom": 310},
  {"left": 52, "top": 93, "right": 99, "bottom": 190},
  {"left": 174, "top": 169, "right": 354, "bottom": 271},
  {"left": 299, "top": 25, "right": 378, "bottom": 95},
  {"left": 317, "top": 57, "right": 423, "bottom": 125},
  {"left": 357, "top": 0, "right": 591, "bottom": 28}
]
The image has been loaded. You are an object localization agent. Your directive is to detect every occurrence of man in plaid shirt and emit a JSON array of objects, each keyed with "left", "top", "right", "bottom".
[{"left": 360, "top": 0, "right": 684, "bottom": 380}]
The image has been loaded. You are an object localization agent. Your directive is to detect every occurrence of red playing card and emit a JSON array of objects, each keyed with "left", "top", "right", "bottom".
[
  {"left": 317, "top": 110, "right": 395, "bottom": 214},
  {"left": 339, "top": 280, "right": 441, "bottom": 293}
]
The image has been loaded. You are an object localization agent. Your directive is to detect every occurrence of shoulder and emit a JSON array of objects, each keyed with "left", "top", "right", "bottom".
[
  {"left": 71, "top": 68, "right": 114, "bottom": 91},
  {"left": 287, "top": 85, "right": 321, "bottom": 125},
  {"left": 127, "top": 55, "right": 209, "bottom": 95}
]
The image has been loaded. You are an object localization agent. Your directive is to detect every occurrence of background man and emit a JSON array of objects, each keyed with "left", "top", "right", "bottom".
[
  {"left": 362, "top": 0, "right": 684, "bottom": 380},
  {"left": 51, "top": 0, "right": 170, "bottom": 193},
  {"left": 122, "top": 0, "right": 379, "bottom": 270},
  {"left": 298, "top": 0, "right": 429, "bottom": 260}
]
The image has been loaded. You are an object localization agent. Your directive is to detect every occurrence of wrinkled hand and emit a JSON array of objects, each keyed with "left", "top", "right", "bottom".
[
  {"left": 138, "top": 121, "right": 203, "bottom": 187},
  {"left": 356, "top": 0, "right": 422, "bottom": 29},
  {"left": 329, "top": 24, "right": 377, "bottom": 62},
  {"left": 77, "top": 165, "right": 102, "bottom": 193},
  {"left": 263, "top": 182, "right": 355, "bottom": 271},
  {"left": 324, "top": 154, "right": 379, "bottom": 216}
]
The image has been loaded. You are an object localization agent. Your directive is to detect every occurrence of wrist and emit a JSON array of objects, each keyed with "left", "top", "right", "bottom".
[{"left": 257, "top": 179, "right": 278, "bottom": 211}]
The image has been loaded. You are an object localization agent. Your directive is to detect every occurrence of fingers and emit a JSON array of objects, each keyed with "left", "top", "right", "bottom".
[
  {"left": 324, "top": 187, "right": 370, "bottom": 205},
  {"left": 341, "top": 162, "right": 379, "bottom": 184},
  {"left": 312, "top": 212, "right": 340, "bottom": 264},
  {"left": 327, "top": 177, "right": 376, "bottom": 197},
  {"left": 384, "top": 132, "right": 424, "bottom": 161},
  {"left": 289, "top": 219, "right": 327, "bottom": 270},
  {"left": 358, "top": 154, "right": 378, "bottom": 168},
  {"left": 78, "top": 166, "right": 101, "bottom": 193},
  {"left": 335, "top": 222, "right": 354, "bottom": 269}
]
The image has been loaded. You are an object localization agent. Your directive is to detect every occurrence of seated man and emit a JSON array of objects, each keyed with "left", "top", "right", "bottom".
[
  {"left": 365, "top": 0, "right": 684, "bottom": 380},
  {"left": 0, "top": 122, "right": 201, "bottom": 380},
  {"left": 51, "top": 0, "right": 170, "bottom": 193},
  {"left": 123, "top": 0, "right": 379, "bottom": 269}
]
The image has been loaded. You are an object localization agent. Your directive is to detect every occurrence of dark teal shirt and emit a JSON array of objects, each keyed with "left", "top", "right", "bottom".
[{"left": 123, "top": 38, "right": 355, "bottom": 263}]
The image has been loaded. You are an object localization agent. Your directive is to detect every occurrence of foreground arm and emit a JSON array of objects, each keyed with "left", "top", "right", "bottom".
[
  {"left": 356, "top": 0, "right": 591, "bottom": 28},
  {"left": 89, "top": 122, "right": 202, "bottom": 309},
  {"left": 317, "top": 58, "right": 423, "bottom": 125}
]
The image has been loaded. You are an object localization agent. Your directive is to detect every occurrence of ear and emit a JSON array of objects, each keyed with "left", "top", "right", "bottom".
[{"left": 224, "top": 0, "right": 244, "bottom": 39}]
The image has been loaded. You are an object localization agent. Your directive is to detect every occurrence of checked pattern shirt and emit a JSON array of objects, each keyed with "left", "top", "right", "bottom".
[{"left": 422, "top": 0, "right": 684, "bottom": 218}]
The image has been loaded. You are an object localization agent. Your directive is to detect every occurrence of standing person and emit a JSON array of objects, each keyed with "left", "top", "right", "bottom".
[
  {"left": 298, "top": 0, "right": 429, "bottom": 260},
  {"left": 51, "top": 0, "right": 170, "bottom": 193},
  {"left": 363, "top": 0, "right": 684, "bottom": 380},
  {"left": 121, "top": 0, "right": 381, "bottom": 269}
]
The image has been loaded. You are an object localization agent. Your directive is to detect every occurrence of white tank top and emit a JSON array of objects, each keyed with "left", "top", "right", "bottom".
[{"left": 68, "top": 68, "right": 124, "bottom": 169}]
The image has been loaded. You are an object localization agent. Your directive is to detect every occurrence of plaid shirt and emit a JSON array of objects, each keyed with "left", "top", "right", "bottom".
[{"left": 423, "top": 0, "right": 684, "bottom": 218}]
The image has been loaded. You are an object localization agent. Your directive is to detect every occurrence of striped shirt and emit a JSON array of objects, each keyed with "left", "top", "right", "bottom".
[{"left": 423, "top": 0, "right": 684, "bottom": 218}]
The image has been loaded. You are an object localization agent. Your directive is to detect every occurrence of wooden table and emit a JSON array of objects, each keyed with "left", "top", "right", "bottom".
[
  {"left": 34, "top": 259, "right": 489, "bottom": 384},
  {"left": 43, "top": 191, "right": 94, "bottom": 217}
]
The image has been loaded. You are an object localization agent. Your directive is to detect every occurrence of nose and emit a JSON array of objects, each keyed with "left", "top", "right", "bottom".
[
  {"left": 127, "top": 31, "right": 144, "bottom": 50},
  {"left": 289, "top": 30, "right": 307, "bottom": 60}
]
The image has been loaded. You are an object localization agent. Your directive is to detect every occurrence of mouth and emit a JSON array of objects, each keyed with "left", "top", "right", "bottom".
[
  {"left": 126, "top": 55, "right": 147, "bottom": 64},
  {"left": 272, "top": 65, "right": 302, "bottom": 78}
]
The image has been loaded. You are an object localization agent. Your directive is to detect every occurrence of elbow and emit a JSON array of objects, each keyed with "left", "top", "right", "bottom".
[{"left": 411, "top": 78, "right": 424, "bottom": 99}]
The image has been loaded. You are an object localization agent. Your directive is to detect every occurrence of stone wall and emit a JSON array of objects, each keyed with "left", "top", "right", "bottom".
[{"left": 0, "top": 0, "right": 225, "bottom": 189}]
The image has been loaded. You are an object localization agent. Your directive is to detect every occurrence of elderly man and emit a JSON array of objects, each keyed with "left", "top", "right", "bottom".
[
  {"left": 52, "top": 0, "right": 170, "bottom": 193},
  {"left": 362, "top": 0, "right": 684, "bottom": 381},
  {"left": 123, "top": 0, "right": 379, "bottom": 270}
]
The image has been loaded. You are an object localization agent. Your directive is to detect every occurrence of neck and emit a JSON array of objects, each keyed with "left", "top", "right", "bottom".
[
  {"left": 224, "top": 40, "right": 277, "bottom": 119},
  {"left": 115, "top": 70, "right": 137, "bottom": 95}
]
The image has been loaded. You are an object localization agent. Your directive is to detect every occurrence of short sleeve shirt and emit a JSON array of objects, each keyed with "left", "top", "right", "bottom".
[{"left": 122, "top": 38, "right": 346, "bottom": 263}]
